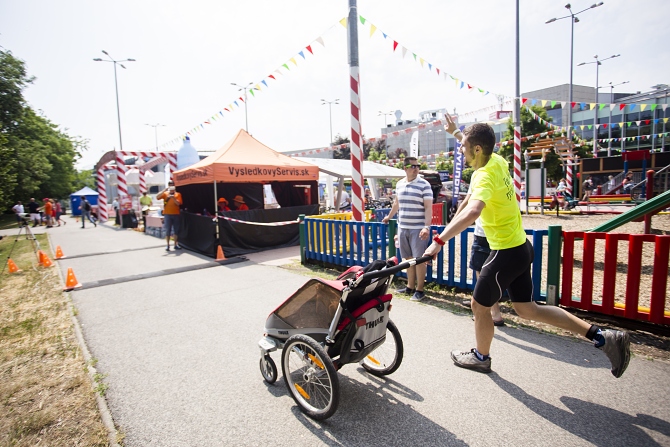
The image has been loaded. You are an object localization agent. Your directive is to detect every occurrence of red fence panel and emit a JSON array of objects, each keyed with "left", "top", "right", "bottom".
[
  {"left": 431, "top": 203, "right": 444, "bottom": 226},
  {"left": 561, "top": 231, "right": 670, "bottom": 325}
]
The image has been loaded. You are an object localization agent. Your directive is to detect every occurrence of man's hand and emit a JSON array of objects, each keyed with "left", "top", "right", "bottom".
[
  {"left": 444, "top": 111, "right": 458, "bottom": 135},
  {"left": 423, "top": 241, "right": 442, "bottom": 260},
  {"left": 381, "top": 215, "right": 390, "bottom": 224},
  {"left": 419, "top": 227, "right": 429, "bottom": 240}
]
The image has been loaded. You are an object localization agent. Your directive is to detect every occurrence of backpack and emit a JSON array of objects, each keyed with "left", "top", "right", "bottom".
[{"left": 83, "top": 201, "right": 91, "bottom": 212}]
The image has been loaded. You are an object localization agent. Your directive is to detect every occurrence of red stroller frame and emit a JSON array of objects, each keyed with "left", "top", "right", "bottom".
[{"left": 259, "top": 256, "right": 431, "bottom": 420}]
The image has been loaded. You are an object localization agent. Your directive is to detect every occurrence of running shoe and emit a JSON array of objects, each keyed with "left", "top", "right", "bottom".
[
  {"left": 597, "top": 330, "right": 630, "bottom": 378},
  {"left": 395, "top": 286, "right": 415, "bottom": 295},
  {"left": 451, "top": 349, "right": 492, "bottom": 373},
  {"left": 410, "top": 291, "right": 425, "bottom": 302}
]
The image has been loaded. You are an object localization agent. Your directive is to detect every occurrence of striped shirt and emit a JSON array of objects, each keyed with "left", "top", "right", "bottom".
[{"left": 396, "top": 176, "right": 432, "bottom": 229}]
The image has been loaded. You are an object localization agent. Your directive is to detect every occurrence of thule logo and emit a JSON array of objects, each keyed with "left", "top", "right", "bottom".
[{"left": 366, "top": 316, "right": 384, "bottom": 329}]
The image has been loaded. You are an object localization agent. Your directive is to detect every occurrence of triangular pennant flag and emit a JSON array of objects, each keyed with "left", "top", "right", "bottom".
[
  {"left": 261, "top": 80, "right": 268, "bottom": 87},
  {"left": 370, "top": 24, "right": 377, "bottom": 37},
  {"left": 412, "top": 53, "right": 417, "bottom": 60},
  {"left": 382, "top": 32, "right": 387, "bottom": 39},
  {"left": 663, "top": 104, "right": 668, "bottom": 111},
  {"left": 290, "top": 57, "right": 297, "bottom": 66},
  {"left": 599, "top": 103, "right": 606, "bottom": 110},
  {"left": 298, "top": 51, "right": 305, "bottom": 59},
  {"left": 393, "top": 41, "right": 398, "bottom": 51},
  {"left": 401, "top": 47, "right": 407, "bottom": 58},
  {"left": 628, "top": 122, "right": 635, "bottom": 127},
  {"left": 306, "top": 45, "right": 313, "bottom": 54},
  {"left": 590, "top": 103, "right": 596, "bottom": 110},
  {"left": 419, "top": 58, "right": 425, "bottom": 67},
  {"left": 541, "top": 100, "right": 547, "bottom": 107},
  {"left": 650, "top": 104, "right": 657, "bottom": 111},
  {"left": 665, "top": 118, "right": 669, "bottom": 123},
  {"left": 595, "top": 124, "right": 599, "bottom": 129},
  {"left": 619, "top": 122, "right": 624, "bottom": 127},
  {"left": 428, "top": 63, "right": 432, "bottom": 71},
  {"left": 531, "top": 99, "right": 537, "bottom": 106},
  {"left": 610, "top": 104, "right": 616, "bottom": 111},
  {"left": 580, "top": 102, "right": 586, "bottom": 110},
  {"left": 359, "top": 15, "right": 366, "bottom": 25},
  {"left": 339, "top": 18, "right": 347, "bottom": 28},
  {"left": 436, "top": 68, "right": 440, "bottom": 75},
  {"left": 630, "top": 104, "right": 637, "bottom": 111},
  {"left": 316, "top": 36, "right": 325, "bottom": 47},
  {"left": 234, "top": 101, "right": 239, "bottom": 107},
  {"left": 640, "top": 104, "right": 647, "bottom": 111},
  {"left": 579, "top": 125, "right": 584, "bottom": 130},
  {"left": 249, "top": 89, "right": 255, "bottom": 97},
  {"left": 268, "top": 74, "right": 276, "bottom": 80},
  {"left": 239, "top": 96, "right": 245, "bottom": 103},
  {"left": 571, "top": 102, "right": 576, "bottom": 108},
  {"left": 459, "top": 81, "right": 465, "bottom": 89},
  {"left": 654, "top": 119, "right": 659, "bottom": 124},
  {"left": 521, "top": 98, "right": 528, "bottom": 104},
  {"left": 635, "top": 121, "right": 641, "bottom": 126},
  {"left": 644, "top": 119, "right": 650, "bottom": 125},
  {"left": 602, "top": 123, "right": 608, "bottom": 129},
  {"left": 619, "top": 104, "right": 626, "bottom": 110},
  {"left": 282, "top": 63, "right": 289, "bottom": 70},
  {"left": 561, "top": 101, "right": 567, "bottom": 108},
  {"left": 551, "top": 100, "right": 557, "bottom": 108}
]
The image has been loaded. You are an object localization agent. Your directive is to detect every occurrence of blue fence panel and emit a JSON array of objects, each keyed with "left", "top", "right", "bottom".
[
  {"left": 374, "top": 209, "right": 391, "bottom": 222},
  {"left": 304, "top": 218, "right": 548, "bottom": 300}
]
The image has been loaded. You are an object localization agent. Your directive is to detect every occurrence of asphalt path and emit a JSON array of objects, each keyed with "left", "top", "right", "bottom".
[{"left": 21, "top": 218, "right": 670, "bottom": 446}]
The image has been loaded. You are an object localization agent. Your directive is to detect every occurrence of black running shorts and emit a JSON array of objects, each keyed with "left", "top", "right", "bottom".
[{"left": 473, "top": 239, "right": 534, "bottom": 308}]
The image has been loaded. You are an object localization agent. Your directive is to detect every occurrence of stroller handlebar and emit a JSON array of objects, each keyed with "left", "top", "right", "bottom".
[{"left": 351, "top": 255, "right": 433, "bottom": 286}]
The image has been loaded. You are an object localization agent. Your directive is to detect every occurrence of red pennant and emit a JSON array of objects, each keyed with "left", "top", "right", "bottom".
[
  {"left": 306, "top": 45, "right": 313, "bottom": 54},
  {"left": 436, "top": 68, "right": 440, "bottom": 75},
  {"left": 467, "top": 84, "right": 473, "bottom": 89},
  {"left": 571, "top": 102, "right": 576, "bottom": 108},
  {"left": 602, "top": 124, "right": 608, "bottom": 129},
  {"left": 393, "top": 41, "right": 398, "bottom": 51},
  {"left": 268, "top": 74, "right": 276, "bottom": 80},
  {"left": 224, "top": 108, "right": 230, "bottom": 112},
  {"left": 239, "top": 97, "right": 245, "bottom": 103},
  {"left": 521, "top": 98, "right": 528, "bottom": 104},
  {"left": 619, "top": 104, "right": 626, "bottom": 110},
  {"left": 644, "top": 120, "right": 650, "bottom": 125}
]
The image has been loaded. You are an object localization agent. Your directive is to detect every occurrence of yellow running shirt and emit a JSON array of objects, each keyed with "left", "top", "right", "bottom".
[{"left": 469, "top": 153, "right": 526, "bottom": 250}]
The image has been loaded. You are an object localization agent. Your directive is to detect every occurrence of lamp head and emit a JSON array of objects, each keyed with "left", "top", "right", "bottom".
[
  {"left": 574, "top": 16, "right": 580, "bottom": 23},
  {"left": 93, "top": 58, "right": 102, "bottom": 61},
  {"left": 102, "top": 50, "right": 109, "bottom": 56},
  {"left": 127, "top": 58, "right": 136, "bottom": 62},
  {"left": 565, "top": 3, "right": 571, "bottom": 9},
  {"left": 577, "top": 62, "right": 586, "bottom": 66},
  {"left": 545, "top": 18, "right": 557, "bottom": 23}
]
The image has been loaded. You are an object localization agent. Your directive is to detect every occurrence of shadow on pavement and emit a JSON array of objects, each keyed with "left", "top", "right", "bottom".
[{"left": 490, "top": 373, "right": 670, "bottom": 447}]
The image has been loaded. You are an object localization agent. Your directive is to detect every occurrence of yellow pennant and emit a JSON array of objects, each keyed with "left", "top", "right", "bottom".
[
  {"left": 290, "top": 57, "right": 297, "bottom": 66},
  {"left": 370, "top": 24, "right": 377, "bottom": 37},
  {"left": 640, "top": 104, "right": 647, "bottom": 111},
  {"left": 541, "top": 100, "right": 547, "bottom": 107},
  {"left": 255, "top": 84, "right": 261, "bottom": 91},
  {"left": 339, "top": 17, "right": 347, "bottom": 28},
  {"left": 419, "top": 57, "right": 424, "bottom": 67},
  {"left": 590, "top": 103, "right": 596, "bottom": 110}
]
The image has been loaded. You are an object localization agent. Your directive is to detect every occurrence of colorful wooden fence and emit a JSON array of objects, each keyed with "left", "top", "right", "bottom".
[{"left": 561, "top": 231, "right": 670, "bottom": 325}]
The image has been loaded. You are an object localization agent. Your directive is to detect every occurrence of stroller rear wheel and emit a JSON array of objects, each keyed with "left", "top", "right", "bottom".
[
  {"left": 260, "top": 354, "right": 277, "bottom": 384},
  {"left": 361, "top": 319, "right": 404, "bottom": 376},
  {"left": 281, "top": 334, "right": 340, "bottom": 420}
]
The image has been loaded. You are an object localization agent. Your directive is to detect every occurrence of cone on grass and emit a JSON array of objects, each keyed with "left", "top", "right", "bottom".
[
  {"left": 38, "top": 250, "right": 54, "bottom": 268},
  {"left": 37, "top": 250, "right": 46, "bottom": 265},
  {"left": 63, "top": 267, "right": 82, "bottom": 291},
  {"left": 216, "top": 245, "right": 227, "bottom": 261},
  {"left": 55, "top": 246, "right": 66, "bottom": 259},
  {"left": 7, "top": 259, "right": 21, "bottom": 273}
]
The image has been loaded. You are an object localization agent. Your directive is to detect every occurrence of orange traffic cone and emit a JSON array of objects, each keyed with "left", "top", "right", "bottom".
[
  {"left": 41, "top": 252, "right": 54, "bottom": 268},
  {"left": 7, "top": 259, "right": 21, "bottom": 273},
  {"left": 63, "top": 267, "right": 82, "bottom": 291},
  {"left": 216, "top": 245, "right": 227, "bottom": 261},
  {"left": 37, "top": 250, "right": 46, "bottom": 265},
  {"left": 55, "top": 246, "right": 66, "bottom": 259}
]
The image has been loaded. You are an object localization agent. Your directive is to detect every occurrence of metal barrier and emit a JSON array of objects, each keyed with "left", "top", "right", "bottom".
[
  {"left": 303, "top": 217, "right": 549, "bottom": 300},
  {"left": 561, "top": 231, "right": 670, "bottom": 325}
]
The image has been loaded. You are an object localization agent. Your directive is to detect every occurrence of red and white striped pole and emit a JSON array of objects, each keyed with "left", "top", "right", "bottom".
[
  {"left": 97, "top": 166, "right": 108, "bottom": 222},
  {"left": 347, "top": 0, "right": 364, "bottom": 223},
  {"left": 167, "top": 153, "right": 178, "bottom": 183},
  {"left": 115, "top": 152, "right": 128, "bottom": 197},
  {"left": 139, "top": 170, "right": 147, "bottom": 194},
  {"left": 513, "top": 0, "right": 522, "bottom": 206},
  {"left": 513, "top": 127, "right": 522, "bottom": 203},
  {"left": 566, "top": 156, "right": 573, "bottom": 196}
]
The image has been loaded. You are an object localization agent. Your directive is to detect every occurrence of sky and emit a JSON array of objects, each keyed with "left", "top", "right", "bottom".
[{"left": 1, "top": 0, "right": 668, "bottom": 170}]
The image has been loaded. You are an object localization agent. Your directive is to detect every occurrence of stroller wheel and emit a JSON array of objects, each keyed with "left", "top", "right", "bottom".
[
  {"left": 281, "top": 334, "right": 339, "bottom": 420},
  {"left": 260, "top": 354, "right": 277, "bottom": 384},
  {"left": 361, "top": 319, "right": 404, "bottom": 376}
]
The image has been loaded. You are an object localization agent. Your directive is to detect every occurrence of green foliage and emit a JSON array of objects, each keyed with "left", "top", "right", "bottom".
[
  {"left": 434, "top": 152, "right": 453, "bottom": 172},
  {"left": 462, "top": 168, "right": 474, "bottom": 184},
  {"left": 74, "top": 169, "right": 96, "bottom": 190},
  {"left": 0, "top": 48, "right": 85, "bottom": 210}
]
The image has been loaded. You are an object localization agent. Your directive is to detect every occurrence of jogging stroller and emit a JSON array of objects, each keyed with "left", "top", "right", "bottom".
[
  {"left": 562, "top": 192, "right": 580, "bottom": 211},
  {"left": 258, "top": 255, "right": 431, "bottom": 420}
]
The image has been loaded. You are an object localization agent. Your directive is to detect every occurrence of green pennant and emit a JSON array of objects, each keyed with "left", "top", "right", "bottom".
[
  {"left": 587, "top": 125, "right": 592, "bottom": 130},
  {"left": 359, "top": 15, "right": 366, "bottom": 24},
  {"left": 249, "top": 89, "right": 255, "bottom": 97},
  {"left": 599, "top": 103, "right": 606, "bottom": 110},
  {"left": 412, "top": 53, "right": 417, "bottom": 60},
  {"left": 551, "top": 101, "right": 556, "bottom": 108},
  {"left": 283, "top": 63, "right": 289, "bottom": 71},
  {"left": 651, "top": 104, "right": 658, "bottom": 111}
]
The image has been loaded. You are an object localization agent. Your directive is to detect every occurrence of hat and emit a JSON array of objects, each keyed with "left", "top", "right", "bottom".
[
  {"left": 233, "top": 195, "right": 245, "bottom": 204},
  {"left": 218, "top": 197, "right": 228, "bottom": 204}
]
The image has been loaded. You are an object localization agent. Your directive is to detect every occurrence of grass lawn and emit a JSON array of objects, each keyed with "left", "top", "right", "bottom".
[{"left": 0, "top": 232, "right": 109, "bottom": 446}]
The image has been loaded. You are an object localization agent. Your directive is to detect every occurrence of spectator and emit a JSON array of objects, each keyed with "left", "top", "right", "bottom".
[
  {"left": 43, "top": 198, "right": 53, "bottom": 228},
  {"left": 218, "top": 197, "right": 231, "bottom": 213},
  {"left": 338, "top": 186, "right": 351, "bottom": 210},
  {"left": 622, "top": 172, "right": 634, "bottom": 193},
  {"left": 113, "top": 197, "right": 120, "bottom": 226},
  {"left": 157, "top": 181, "right": 183, "bottom": 251},
  {"left": 139, "top": 192, "right": 153, "bottom": 232},
  {"left": 12, "top": 201, "right": 24, "bottom": 227},
  {"left": 27, "top": 198, "right": 40, "bottom": 227},
  {"left": 582, "top": 176, "right": 593, "bottom": 201},
  {"left": 54, "top": 200, "right": 66, "bottom": 226},
  {"left": 233, "top": 195, "right": 249, "bottom": 211},
  {"left": 79, "top": 196, "right": 97, "bottom": 228}
]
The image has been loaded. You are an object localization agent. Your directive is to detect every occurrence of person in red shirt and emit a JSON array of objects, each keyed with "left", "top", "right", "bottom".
[
  {"left": 156, "top": 181, "right": 183, "bottom": 251},
  {"left": 218, "top": 197, "right": 231, "bottom": 213},
  {"left": 233, "top": 195, "right": 249, "bottom": 211}
]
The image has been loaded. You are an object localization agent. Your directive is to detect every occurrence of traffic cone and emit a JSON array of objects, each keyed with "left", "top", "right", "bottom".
[
  {"left": 37, "top": 250, "right": 46, "bottom": 265},
  {"left": 63, "top": 267, "right": 82, "bottom": 291},
  {"left": 216, "top": 245, "right": 227, "bottom": 261},
  {"left": 7, "top": 259, "right": 21, "bottom": 273},
  {"left": 41, "top": 252, "right": 54, "bottom": 268},
  {"left": 55, "top": 246, "right": 66, "bottom": 259}
]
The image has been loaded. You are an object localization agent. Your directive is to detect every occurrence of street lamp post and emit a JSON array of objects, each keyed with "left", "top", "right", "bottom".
[
  {"left": 144, "top": 123, "right": 166, "bottom": 151},
  {"left": 651, "top": 84, "right": 669, "bottom": 152},
  {"left": 93, "top": 50, "right": 136, "bottom": 151},
  {"left": 602, "top": 81, "right": 629, "bottom": 156},
  {"left": 231, "top": 82, "right": 253, "bottom": 133},
  {"left": 578, "top": 53, "right": 620, "bottom": 156},
  {"left": 321, "top": 99, "right": 339, "bottom": 145},
  {"left": 546, "top": 2, "right": 604, "bottom": 145}
]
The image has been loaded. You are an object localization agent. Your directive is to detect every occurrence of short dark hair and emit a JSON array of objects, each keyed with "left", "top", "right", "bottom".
[
  {"left": 463, "top": 123, "right": 496, "bottom": 156},
  {"left": 405, "top": 156, "right": 418, "bottom": 165}
]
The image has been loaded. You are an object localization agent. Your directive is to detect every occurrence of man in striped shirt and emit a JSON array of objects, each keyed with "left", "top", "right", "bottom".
[{"left": 382, "top": 157, "right": 433, "bottom": 301}]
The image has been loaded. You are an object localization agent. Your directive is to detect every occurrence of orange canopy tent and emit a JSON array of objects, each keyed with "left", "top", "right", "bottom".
[{"left": 173, "top": 129, "right": 319, "bottom": 185}]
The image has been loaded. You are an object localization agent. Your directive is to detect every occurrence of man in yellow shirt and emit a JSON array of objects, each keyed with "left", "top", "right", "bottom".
[
  {"left": 156, "top": 181, "right": 183, "bottom": 251},
  {"left": 424, "top": 118, "right": 630, "bottom": 378}
]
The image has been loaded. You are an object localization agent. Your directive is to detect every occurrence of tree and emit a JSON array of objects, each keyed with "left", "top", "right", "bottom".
[{"left": 0, "top": 49, "right": 85, "bottom": 210}]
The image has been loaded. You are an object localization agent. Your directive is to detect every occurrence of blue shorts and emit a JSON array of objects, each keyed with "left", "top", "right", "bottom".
[
  {"left": 469, "top": 235, "right": 491, "bottom": 271},
  {"left": 398, "top": 227, "right": 429, "bottom": 259},
  {"left": 163, "top": 214, "right": 180, "bottom": 236}
]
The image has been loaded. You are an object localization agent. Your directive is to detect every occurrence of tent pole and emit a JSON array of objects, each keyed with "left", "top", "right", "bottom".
[{"left": 213, "top": 180, "right": 219, "bottom": 240}]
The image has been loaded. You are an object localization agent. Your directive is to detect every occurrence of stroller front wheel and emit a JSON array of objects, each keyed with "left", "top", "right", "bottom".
[
  {"left": 281, "top": 334, "right": 340, "bottom": 420},
  {"left": 361, "top": 319, "right": 404, "bottom": 376},
  {"left": 260, "top": 354, "right": 277, "bottom": 384}
]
